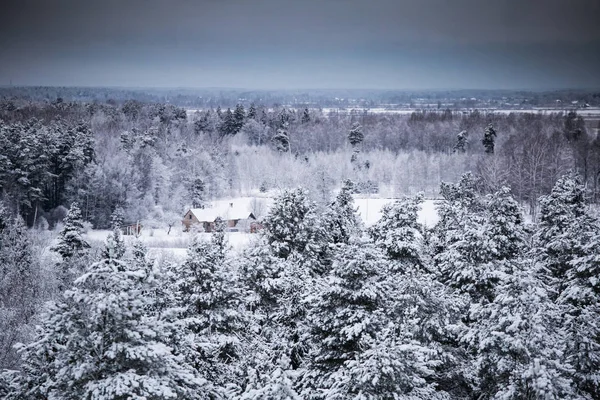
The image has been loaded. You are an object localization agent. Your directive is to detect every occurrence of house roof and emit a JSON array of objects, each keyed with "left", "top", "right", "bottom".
[{"left": 187, "top": 203, "right": 255, "bottom": 222}]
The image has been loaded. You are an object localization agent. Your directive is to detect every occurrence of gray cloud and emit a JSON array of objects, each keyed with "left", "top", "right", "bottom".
[{"left": 1, "top": 0, "right": 599, "bottom": 89}]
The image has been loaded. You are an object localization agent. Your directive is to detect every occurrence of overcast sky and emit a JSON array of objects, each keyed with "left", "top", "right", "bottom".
[{"left": 1, "top": 0, "right": 599, "bottom": 90}]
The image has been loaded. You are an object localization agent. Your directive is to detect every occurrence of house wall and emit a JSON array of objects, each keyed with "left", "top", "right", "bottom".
[{"left": 182, "top": 211, "right": 200, "bottom": 231}]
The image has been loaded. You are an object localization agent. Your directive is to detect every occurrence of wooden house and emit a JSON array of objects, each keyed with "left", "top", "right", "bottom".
[
  {"left": 121, "top": 222, "right": 142, "bottom": 236},
  {"left": 182, "top": 202, "right": 257, "bottom": 232}
]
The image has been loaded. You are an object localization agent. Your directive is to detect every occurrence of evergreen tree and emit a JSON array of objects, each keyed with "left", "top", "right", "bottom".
[
  {"left": 369, "top": 194, "right": 425, "bottom": 266},
  {"left": 172, "top": 224, "right": 246, "bottom": 391},
  {"left": 454, "top": 130, "right": 468, "bottom": 153},
  {"left": 7, "top": 236, "right": 210, "bottom": 400},
  {"left": 466, "top": 262, "right": 578, "bottom": 399},
  {"left": 272, "top": 128, "right": 290, "bottom": 153},
  {"left": 434, "top": 178, "right": 525, "bottom": 304},
  {"left": 233, "top": 104, "right": 246, "bottom": 134},
  {"left": 304, "top": 241, "right": 446, "bottom": 399},
  {"left": 371, "top": 192, "right": 470, "bottom": 397},
  {"left": 51, "top": 202, "right": 89, "bottom": 260},
  {"left": 0, "top": 215, "right": 39, "bottom": 370},
  {"left": 323, "top": 180, "right": 362, "bottom": 245},
  {"left": 482, "top": 123, "right": 497, "bottom": 154},
  {"left": 559, "top": 229, "right": 600, "bottom": 398},
  {"left": 486, "top": 186, "right": 527, "bottom": 261},
  {"left": 105, "top": 207, "right": 126, "bottom": 261},
  {"left": 247, "top": 103, "right": 257, "bottom": 120},
  {"left": 190, "top": 178, "right": 207, "bottom": 209},
  {"left": 534, "top": 173, "right": 588, "bottom": 290},
  {"left": 262, "top": 188, "right": 328, "bottom": 272},
  {"left": 301, "top": 108, "right": 310, "bottom": 124},
  {"left": 347, "top": 121, "right": 364, "bottom": 147},
  {"left": 220, "top": 108, "right": 236, "bottom": 136},
  {"left": 237, "top": 356, "right": 301, "bottom": 400},
  {"left": 534, "top": 174, "right": 600, "bottom": 397}
]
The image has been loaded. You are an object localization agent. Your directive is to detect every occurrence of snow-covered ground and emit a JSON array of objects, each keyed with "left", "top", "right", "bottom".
[
  {"left": 354, "top": 198, "right": 439, "bottom": 227},
  {"left": 84, "top": 196, "right": 439, "bottom": 257}
]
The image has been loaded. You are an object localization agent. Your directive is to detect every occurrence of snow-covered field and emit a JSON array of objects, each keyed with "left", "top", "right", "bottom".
[
  {"left": 84, "top": 196, "right": 439, "bottom": 258},
  {"left": 354, "top": 198, "right": 439, "bottom": 227}
]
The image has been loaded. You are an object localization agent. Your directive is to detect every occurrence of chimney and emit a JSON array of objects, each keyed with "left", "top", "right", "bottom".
[{"left": 229, "top": 202, "right": 234, "bottom": 208}]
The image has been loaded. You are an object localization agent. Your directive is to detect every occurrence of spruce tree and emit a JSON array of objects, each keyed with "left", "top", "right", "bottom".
[
  {"left": 272, "top": 128, "right": 290, "bottom": 153},
  {"left": 347, "top": 121, "right": 364, "bottom": 147},
  {"left": 369, "top": 193, "right": 424, "bottom": 266},
  {"left": 233, "top": 104, "right": 246, "bottom": 134},
  {"left": 482, "top": 123, "right": 496, "bottom": 154},
  {"left": 51, "top": 202, "right": 89, "bottom": 260},
  {"left": 190, "top": 178, "right": 207, "bottom": 209},
  {"left": 7, "top": 235, "right": 210, "bottom": 400},
  {"left": 466, "top": 262, "right": 578, "bottom": 399},
  {"left": 0, "top": 215, "right": 39, "bottom": 370},
  {"left": 220, "top": 108, "right": 236, "bottom": 137},
  {"left": 534, "top": 174, "right": 600, "bottom": 397},
  {"left": 323, "top": 180, "right": 362, "bottom": 245},
  {"left": 247, "top": 103, "right": 257, "bottom": 120},
  {"left": 172, "top": 223, "right": 246, "bottom": 391},
  {"left": 454, "top": 130, "right": 468, "bottom": 153},
  {"left": 301, "top": 108, "right": 310, "bottom": 124},
  {"left": 304, "top": 240, "right": 447, "bottom": 399}
]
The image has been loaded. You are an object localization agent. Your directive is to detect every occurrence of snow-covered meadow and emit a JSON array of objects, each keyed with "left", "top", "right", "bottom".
[{"left": 83, "top": 196, "right": 440, "bottom": 259}]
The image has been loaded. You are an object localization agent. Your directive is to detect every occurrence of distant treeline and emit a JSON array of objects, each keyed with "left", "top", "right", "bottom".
[
  {"left": 1, "top": 86, "right": 600, "bottom": 108},
  {"left": 1, "top": 97, "right": 599, "bottom": 228}
]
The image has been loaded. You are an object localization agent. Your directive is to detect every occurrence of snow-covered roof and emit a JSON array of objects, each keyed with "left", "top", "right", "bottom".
[{"left": 188, "top": 203, "right": 254, "bottom": 222}]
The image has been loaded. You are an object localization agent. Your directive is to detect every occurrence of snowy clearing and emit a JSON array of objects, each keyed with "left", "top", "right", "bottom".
[{"left": 84, "top": 196, "right": 439, "bottom": 255}]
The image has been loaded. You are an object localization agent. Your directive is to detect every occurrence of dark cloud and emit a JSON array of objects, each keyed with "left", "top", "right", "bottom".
[{"left": 1, "top": 0, "right": 599, "bottom": 89}]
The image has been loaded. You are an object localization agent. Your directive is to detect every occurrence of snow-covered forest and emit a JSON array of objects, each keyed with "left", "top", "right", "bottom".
[
  {"left": 0, "top": 97, "right": 599, "bottom": 228},
  {"left": 1, "top": 95, "right": 600, "bottom": 399}
]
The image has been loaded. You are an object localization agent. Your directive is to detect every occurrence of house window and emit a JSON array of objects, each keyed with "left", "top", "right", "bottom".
[{"left": 189, "top": 215, "right": 192, "bottom": 219}]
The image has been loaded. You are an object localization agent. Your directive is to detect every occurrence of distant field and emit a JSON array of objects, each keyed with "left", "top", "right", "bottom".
[{"left": 83, "top": 196, "right": 440, "bottom": 258}]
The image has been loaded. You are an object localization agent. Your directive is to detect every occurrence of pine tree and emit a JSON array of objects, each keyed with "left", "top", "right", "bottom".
[
  {"left": 466, "top": 262, "right": 578, "bottom": 399},
  {"left": 190, "top": 178, "right": 207, "bottom": 209},
  {"left": 237, "top": 356, "right": 301, "bottom": 400},
  {"left": 247, "top": 104, "right": 257, "bottom": 120},
  {"left": 369, "top": 193, "right": 470, "bottom": 397},
  {"left": 454, "top": 130, "right": 468, "bottom": 153},
  {"left": 51, "top": 202, "right": 89, "bottom": 260},
  {"left": 272, "top": 128, "right": 290, "bottom": 153},
  {"left": 262, "top": 188, "right": 328, "bottom": 272},
  {"left": 7, "top": 235, "right": 211, "bottom": 400},
  {"left": 220, "top": 108, "right": 236, "bottom": 136},
  {"left": 434, "top": 178, "right": 524, "bottom": 304},
  {"left": 369, "top": 193, "right": 425, "bottom": 266},
  {"left": 534, "top": 173, "right": 588, "bottom": 290},
  {"left": 304, "top": 240, "right": 447, "bottom": 399},
  {"left": 323, "top": 180, "right": 362, "bottom": 245},
  {"left": 301, "top": 108, "right": 310, "bottom": 124},
  {"left": 347, "top": 121, "right": 364, "bottom": 147},
  {"left": 233, "top": 104, "right": 246, "bottom": 134},
  {"left": 486, "top": 186, "right": 527, "bottom": 261},
  {"left": 482, "top": 123, "right": 497, "bottom": 154},
  {"left": 559, "top": 230, "right": 600, "bottom": 398},
  {"left": 0, "top": 215, "right": 39, "bottom": 370},
  {"left": 172, "top": 224, "right": 246, "bottom": 390},
  {"left": 534, "top": 174, "right": 600, "bottom": 397}
]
